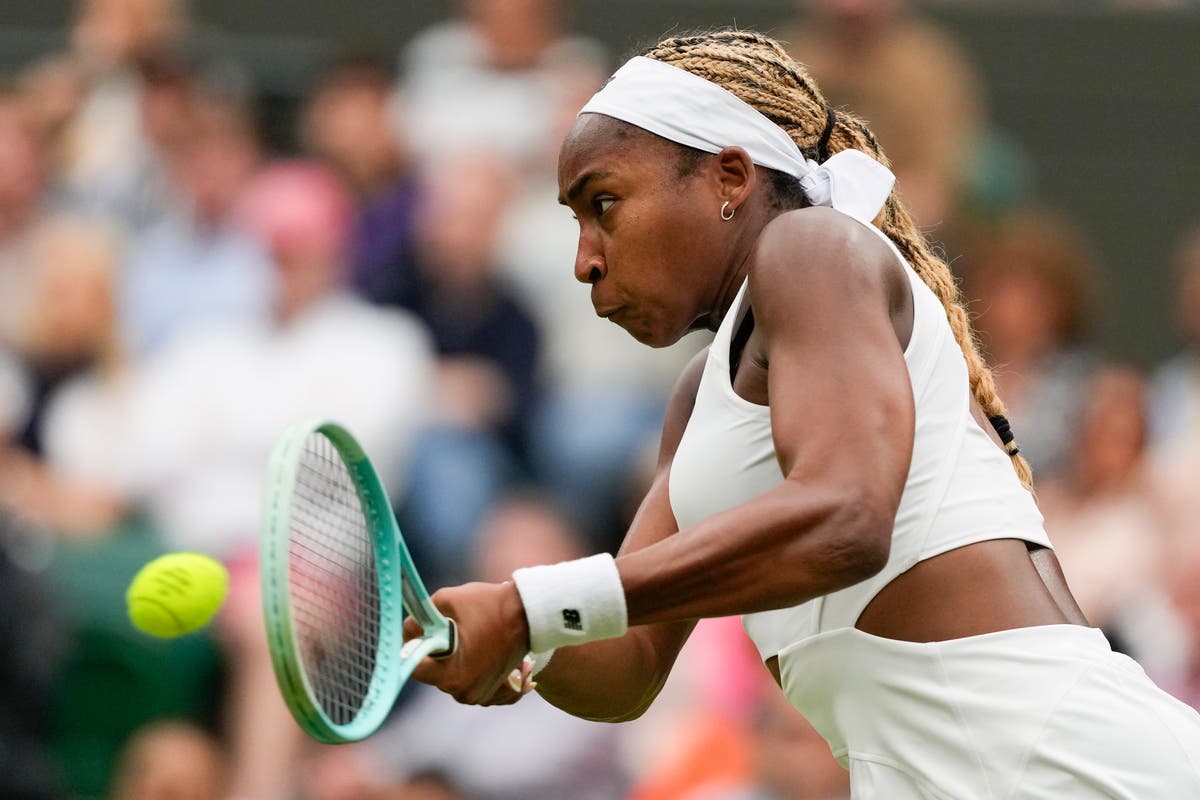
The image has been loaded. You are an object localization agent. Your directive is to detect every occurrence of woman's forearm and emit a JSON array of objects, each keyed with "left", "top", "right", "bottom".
[
  {"left": 618, "top": 477, "right": 892, "bottom": 626},
  {"left": 534, "top": 622, "right": 695, "bottom": 722},
  {"left": 532, "top": 479, "right": 888, "bottom": 721}
]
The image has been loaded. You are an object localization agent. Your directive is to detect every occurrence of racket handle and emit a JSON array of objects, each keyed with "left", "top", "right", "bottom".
[{"left": 431, "top": 618, "right": 458, "bottom": 660}]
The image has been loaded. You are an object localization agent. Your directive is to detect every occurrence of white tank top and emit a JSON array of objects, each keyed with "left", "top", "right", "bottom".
[{"left": 668, "top": 215, "right": 1051, "bottom": 661}]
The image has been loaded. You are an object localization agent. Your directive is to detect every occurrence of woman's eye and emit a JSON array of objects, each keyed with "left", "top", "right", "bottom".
[{"left": 596, "top": 197, "right": 615, "bottom": 215}]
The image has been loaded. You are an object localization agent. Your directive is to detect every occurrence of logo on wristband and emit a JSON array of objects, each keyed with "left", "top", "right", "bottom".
[{"left": 562, "top": 609, "right": 583, "bottom": 631}]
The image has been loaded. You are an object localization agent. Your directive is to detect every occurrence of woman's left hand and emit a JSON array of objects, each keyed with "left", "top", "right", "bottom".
[{"left": 405, "top": 581, "right": 532, "bottom": 706}]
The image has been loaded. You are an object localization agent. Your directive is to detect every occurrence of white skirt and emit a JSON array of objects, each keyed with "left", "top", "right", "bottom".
[{"left": 777, "top": 624, "right": 1200, "bottom": 799}]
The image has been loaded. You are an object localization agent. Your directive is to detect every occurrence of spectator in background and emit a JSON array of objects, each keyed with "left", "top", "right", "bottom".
[
  {"left": 0, "top": 216, "right": 228, "bottom": 798},
  {"left": 781, "top": 0, "right": 988, "bottom": 229},
  {"left": 397, "top": 0, "right": 607, "bottom": 167},
  {"left": 0, "top": 215, "right": 229, "bottom": 797},
  {"left": 132, "top": 158, "right": 432, "bottom": 557},
  {"left": 107, "top": 720, "right": 227, "bottom": 800},
  {"left": 1149, "top": 227, "right": 1200, "bottom": 637},
  {"left": 1, "top": 216, "right": 133, "bottom": 536},
  {"left": 300, "top": 56, "right": 422, "bottom": 303},
  {"left": 16, "top": 54, "right": 88, "bottom": 170},
  {"left": 70, "top": 0, "right": 186, "bottom": 75},
  {"left": 54, "top": 0, "right": 190, "bottom": 228},
  {"left": 310, "top": 496, "right": 628, "bottom": 800},
  {"left": 963, "top": 211, "right": 1100, "bottom": 480},
  {"left": 125, "top": 161, "right": 433, "bottom": 800},
  {"left": 409, "top": 154, "right": 538, "bottom": 448},
  {"left": 1150, "top": 227, "right": 1200, "bottom": 455},
  {"left": 384, "top": 152, "right": 541, "bottom": 585},
  {"left": 119, "top": 88, "right": 275, "bottom": 358},
  {"left": 1038, "top": 365, "right": 1177, "bottom": 668},
  {"left": 0, "top": 89, "right": 52, "bottom": 353}
]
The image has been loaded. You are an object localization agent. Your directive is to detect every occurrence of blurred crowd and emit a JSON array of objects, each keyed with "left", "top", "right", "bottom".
[{"left": 0, "top": 1, "right": 1197, "bottom": 799}]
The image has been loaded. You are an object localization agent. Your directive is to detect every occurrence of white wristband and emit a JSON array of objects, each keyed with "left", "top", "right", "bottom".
[{"left": 512, "top": 554, "right": 628, "bottom": 652}]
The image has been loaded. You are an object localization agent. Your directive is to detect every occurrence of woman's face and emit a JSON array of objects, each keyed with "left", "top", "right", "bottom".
[{"left": 557, "top": 114, "right": 728, "bottom": 347}]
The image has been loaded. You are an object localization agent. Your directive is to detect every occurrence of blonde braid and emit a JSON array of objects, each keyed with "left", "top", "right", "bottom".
[{"left": 644, "top": 31, "right": 1033, "bottom": 489}]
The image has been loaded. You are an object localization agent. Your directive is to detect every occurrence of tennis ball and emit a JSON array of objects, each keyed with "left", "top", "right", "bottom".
[{"left": 127, "top": 553, "right": 229, "bottom": 638}]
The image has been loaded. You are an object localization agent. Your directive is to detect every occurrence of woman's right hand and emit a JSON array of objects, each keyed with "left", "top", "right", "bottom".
[{"left": 404, "top": 581, "right": 532, "bottom": 706}]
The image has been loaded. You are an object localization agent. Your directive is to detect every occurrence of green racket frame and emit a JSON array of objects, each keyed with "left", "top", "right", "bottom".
[{"left": 261, "top": 419, "right": 457, "bottom": 743}]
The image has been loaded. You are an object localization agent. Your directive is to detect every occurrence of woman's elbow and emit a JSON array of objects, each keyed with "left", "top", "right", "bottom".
[
  {"left": 549, "top": 684, "right": 660, "bottom": 724},
  {"left": 816, "top": 490, "right": 895, "bottom": 587}
]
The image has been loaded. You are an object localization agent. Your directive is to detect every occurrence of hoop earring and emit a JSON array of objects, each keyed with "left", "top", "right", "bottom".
[{"left": 720, "top": 201, "right": 735, "bottom": 221}]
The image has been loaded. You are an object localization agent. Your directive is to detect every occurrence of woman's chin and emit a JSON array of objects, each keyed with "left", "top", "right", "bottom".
[{"left": 618, "top": 320, "right": 683, "bottom": 349}]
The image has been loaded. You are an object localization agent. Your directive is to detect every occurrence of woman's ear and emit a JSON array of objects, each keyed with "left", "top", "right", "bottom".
[{"left": 712, "top": 146, "right": 757, "bottom": 214}]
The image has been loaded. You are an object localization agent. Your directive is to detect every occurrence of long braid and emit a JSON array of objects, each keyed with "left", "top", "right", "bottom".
[{"left": 644, "top": 31, "right": 1034, "bottom": 489}]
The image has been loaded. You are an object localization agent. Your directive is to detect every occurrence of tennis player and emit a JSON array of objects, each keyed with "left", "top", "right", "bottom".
[{"left": 409, "top": 30, "right": 1200, "bottom": 796}]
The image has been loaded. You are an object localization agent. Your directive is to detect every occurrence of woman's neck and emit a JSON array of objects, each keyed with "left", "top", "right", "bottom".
[{"left": 704, "top": 204, "right": 780, "bottom": 331}]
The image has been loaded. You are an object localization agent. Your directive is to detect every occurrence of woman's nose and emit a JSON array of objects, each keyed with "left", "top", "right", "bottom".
[{"left": 574, "top": 237, "right": 607, "bottom": 285}]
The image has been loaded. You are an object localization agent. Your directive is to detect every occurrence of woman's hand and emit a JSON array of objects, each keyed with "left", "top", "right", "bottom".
[{"left": 405, "top": 581, "right": 532, "bottom": 706}]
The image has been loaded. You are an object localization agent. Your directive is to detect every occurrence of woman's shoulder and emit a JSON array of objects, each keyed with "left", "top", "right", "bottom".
[
  {"left": 749, "top": 208, "right": 900, "bottom": 305},
  {"left": 756, "top": 206, "right": 890, "bottom": 262}
]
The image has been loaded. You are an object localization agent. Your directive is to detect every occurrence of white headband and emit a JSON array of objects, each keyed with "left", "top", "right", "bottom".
[{"left": 579, "top": 56, "right": 896, "bottom": 224}]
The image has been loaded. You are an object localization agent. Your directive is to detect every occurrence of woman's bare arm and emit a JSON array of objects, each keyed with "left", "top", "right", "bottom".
[
  {"left": 616, "top": 208, "right": 915, "bottom": 624},
  {"left": 410, "top": 209, "right": 915, "bottom": 710}
]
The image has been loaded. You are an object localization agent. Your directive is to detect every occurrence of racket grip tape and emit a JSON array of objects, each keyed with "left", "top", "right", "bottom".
[{"left": 431, "top": 618, "right": 458, "bottom": 660}]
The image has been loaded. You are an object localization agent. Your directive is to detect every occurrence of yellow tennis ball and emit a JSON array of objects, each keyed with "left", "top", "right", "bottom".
[{"left": 127, "top": 553, "right": 229, "bottom": 638}]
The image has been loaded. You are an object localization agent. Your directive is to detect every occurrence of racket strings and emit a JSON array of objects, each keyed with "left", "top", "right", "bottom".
[{"left": 288, "top": 432, "right": 383, "bottom": 725}]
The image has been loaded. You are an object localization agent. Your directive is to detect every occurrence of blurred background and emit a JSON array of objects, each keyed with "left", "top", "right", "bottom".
[{"left": 0, "top": 1, "right": 1197, "bottom": 798}]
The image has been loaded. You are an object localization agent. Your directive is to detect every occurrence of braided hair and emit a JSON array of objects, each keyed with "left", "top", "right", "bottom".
[{"left": 642, "top": 30, "right": 1033, "bottom": 488}]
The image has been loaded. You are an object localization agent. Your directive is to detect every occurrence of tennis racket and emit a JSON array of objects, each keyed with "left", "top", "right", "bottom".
[{"left": 261, "top": 419, "right": 457, "bottom": 743}]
